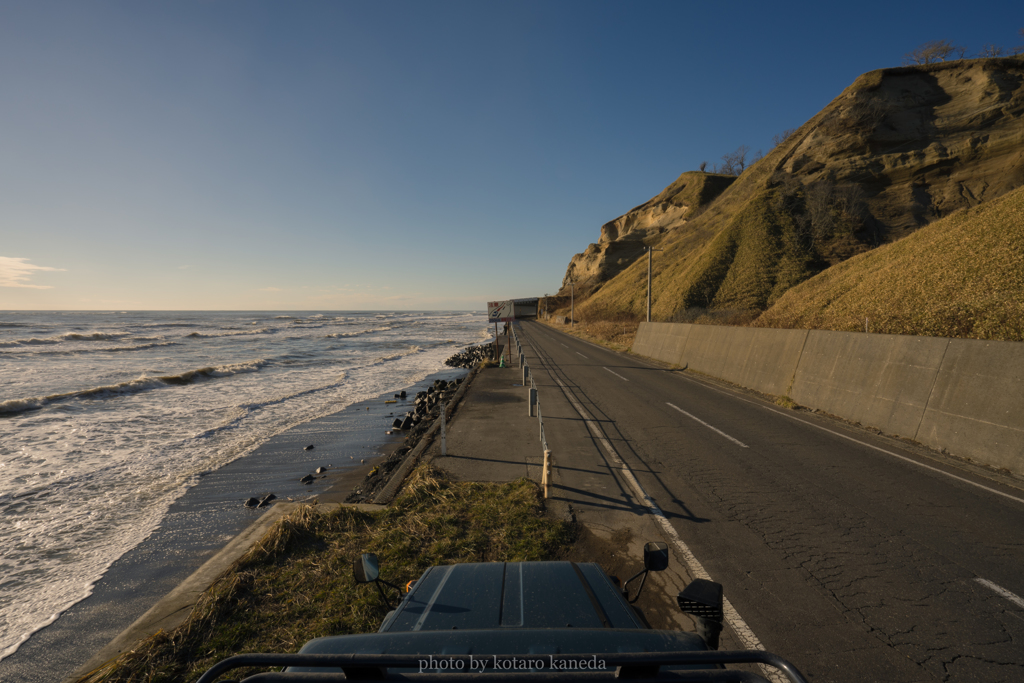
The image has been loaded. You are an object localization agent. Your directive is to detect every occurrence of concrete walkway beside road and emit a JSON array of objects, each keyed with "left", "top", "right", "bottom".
[{"left": 427, "top": 330, "right": 706, "bottom": 637}]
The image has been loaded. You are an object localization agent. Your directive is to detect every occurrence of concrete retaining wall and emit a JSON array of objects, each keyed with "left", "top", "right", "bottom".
[
  {"left": 632, "top": 322, "right": 1024, "bottom": 477},
  {"left": 915, "top": 339, "right": 1024, "bottom": 474},
  {"left": 790, "top": 331, "right": 949, "bottom": 439}
]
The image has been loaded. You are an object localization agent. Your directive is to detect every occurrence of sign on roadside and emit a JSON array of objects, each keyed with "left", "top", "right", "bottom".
[{"left": 487, "top": 301, "right": 515, "bottom": 323}]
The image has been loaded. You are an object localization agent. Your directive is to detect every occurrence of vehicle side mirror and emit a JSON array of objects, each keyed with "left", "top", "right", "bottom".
[
  {"left": 643, "top": 542, "right": 669, "bottom": 572},
  {"left": 353, "top": 553, "right": 380, "bottom": 584},
  {"left": 623, "top": 541, "right": 671, "bottom": 603}
]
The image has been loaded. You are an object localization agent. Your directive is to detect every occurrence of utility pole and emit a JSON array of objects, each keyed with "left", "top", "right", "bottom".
[
  {"left": 570, "top": 281, "right": 575, "bottom": 328},
  {"left": 647, "top": 246, "right": 663, "bottom": 323}
]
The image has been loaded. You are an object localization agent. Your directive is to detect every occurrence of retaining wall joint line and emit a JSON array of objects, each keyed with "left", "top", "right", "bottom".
[{"left": 913, "top": 338, "right": 952, "bottom": 443}]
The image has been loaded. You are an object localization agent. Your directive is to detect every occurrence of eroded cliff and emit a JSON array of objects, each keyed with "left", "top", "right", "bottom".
[{"left": 559, "top": 57, "right": 1024, "bottom": 320}]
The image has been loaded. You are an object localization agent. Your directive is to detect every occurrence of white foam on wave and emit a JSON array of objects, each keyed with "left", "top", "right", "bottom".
[
  {"left": 185, "top": 327, "right": 274, "bottom": 338},
  {"left": 0, "top": 312, "right": 489, "bottom": 662},
  {"left": 324, "top": 325, "right": 392, "bottom": 338},
  {"left": 59, "top": 332, "right": 124, "bottom": 341},
  {"left": 0, "top": 331, "right": 131, "bottom": 347},
  {"left": 0, "top": 337, "right": 59, "bottom": 347},
  {"left": 0, "top": 360, "right": 268, "bottom": 414},
  {"left": 0, "top": 396, "right": 46, "bottom": 414},
  {"left": 371, "top": 346, "right": 421, "bottom": 365},
  {"left": 1, "top": 341, "right": 180, "bottom": 357}
]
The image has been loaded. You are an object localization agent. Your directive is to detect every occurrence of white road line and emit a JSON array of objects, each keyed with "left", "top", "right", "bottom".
[
  {"left": 560, "top": 343, "right": 568, "bottom": 348},
  {"left": 670, "top": 373, "right": 1024, "bottom": 506},
  {"left": 603, "top": 367, "right": 629, "bottom": 382},
  {"left": 576, "top": 352, "right": 588, "bottom": 359},
  {"left": 976, "top": 578, "right": 1024, "bottom": 609},
  {"left": 667, "top": 403, "right": 749, "bottom": 449},
  {"left": 554, "top": 379, "right": 776, "bottom": 674}
]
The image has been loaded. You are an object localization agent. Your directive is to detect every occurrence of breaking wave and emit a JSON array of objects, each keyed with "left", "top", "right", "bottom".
[
  {"left": 1, "top": 341, "right": 181, "bottom": 356},
  {"left": 324, "top": 326, "right": 392, "bottom": 338},
  {"left": 0, "top": 331, "right": 127, "bottom": 347},
  {"left": 186, "top": 328, "right": 273, "bottom": 338},
  {"left": 371, "top": 346, "right": 421, "bottom": 365},
  {"left": 0, "top": 360, "right": 268, "bottom": 415}
]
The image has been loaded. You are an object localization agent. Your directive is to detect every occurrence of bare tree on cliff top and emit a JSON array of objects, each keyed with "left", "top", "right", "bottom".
[
  {"left": 903, "top": 40, "right": 964, "bottom": 65},
  {"left": 719, "top": 145, "right": 749, "bottom": 176},
  {"left": 772, "top": 129, "right": 797, "bottom": 148}
]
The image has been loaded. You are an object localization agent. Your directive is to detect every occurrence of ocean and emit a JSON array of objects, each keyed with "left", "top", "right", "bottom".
[{"left": 0, "top": 310, "right": 490, "bottom": 663}]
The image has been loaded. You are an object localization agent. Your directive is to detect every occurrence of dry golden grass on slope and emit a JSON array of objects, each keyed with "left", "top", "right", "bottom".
[{"left": 754, "top": 185, "right": 1024, "bottom": 341}]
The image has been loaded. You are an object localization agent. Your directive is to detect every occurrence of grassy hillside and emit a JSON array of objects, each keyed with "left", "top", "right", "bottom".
[
  {"left": 753, "top": 185, "right": 1024, "bottom": 341},
  {"left": 647, "top": 171, "right": 736, "bottom": 212},
  {"left": 557, "top": 57, "right": 1024, "bottom": 336}
]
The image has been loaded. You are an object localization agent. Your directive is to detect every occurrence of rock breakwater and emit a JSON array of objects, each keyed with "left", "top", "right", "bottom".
[
  {"left": 444, "top": 343, "right": 493, "bottom": 369},
  {"left": 347, "top": 376, "right": 466, "bottom": 502}
]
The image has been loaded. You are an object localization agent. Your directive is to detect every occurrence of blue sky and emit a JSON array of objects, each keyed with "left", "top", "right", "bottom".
[{"left": 2, "top": 1, "right": 1020, "bottom": 310}]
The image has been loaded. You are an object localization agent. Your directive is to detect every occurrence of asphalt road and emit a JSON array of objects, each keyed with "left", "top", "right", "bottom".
[{"left": 517, "top": 320, "right": 1024, "bottom": 683}]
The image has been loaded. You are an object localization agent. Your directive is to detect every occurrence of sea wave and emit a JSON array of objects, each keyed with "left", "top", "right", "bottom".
[
  {"left": 1, "top": 341, "right": 181, "bottom": 356},
  {"left": 0, "top": 360, "right": 268, "bottom": 415},
  {"left": 60, "top": 332, "right": 124, "bottom": 341},
  {"left": 0, "top": 331, "right": 126, "bottom": 347},
  {"left": 0, "top": 337, "right": 57, "bottom": 347},
  {"left": 190, "top": 369, "right": 346, "bottom": 439},
  {"left": 324, "top": 326, "right": 392, "bottom": 338},
  {"left": 372, "top": 346, "right": 421, "bottom": 364},
  {"left": 185, "top": 328, "right": 273, "bottom": 338}
]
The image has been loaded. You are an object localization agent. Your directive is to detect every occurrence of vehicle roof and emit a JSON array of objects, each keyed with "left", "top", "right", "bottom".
[{"left": 381, "top": 561, "right": 645, "bottom": 632}]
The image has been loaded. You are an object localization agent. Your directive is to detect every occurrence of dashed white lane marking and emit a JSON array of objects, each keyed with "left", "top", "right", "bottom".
[
  {"left": 603, "top": 367, "right": 629, "bottom": 382},
  {"left": 560, "top": 343, "right": 568, "bottom": 348},
  {"left": 681, "top": 379, "right": 1024, "bottom": 506},
  {"left": 976, "top": 578, "right": 1024, "bottom": 609},
  {"left": 554, "top": 378, "right": 775, "bottom": 671},
  {"left": 576, "top": 352, "right": 588, "bottom": 359},
  {"left": 667, "top": 402, "right": 749, "bottom": 449}
]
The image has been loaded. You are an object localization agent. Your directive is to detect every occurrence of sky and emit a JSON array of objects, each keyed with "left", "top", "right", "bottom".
[{"left": 2, "top": 1, "right": 1021, "bottom": 311}]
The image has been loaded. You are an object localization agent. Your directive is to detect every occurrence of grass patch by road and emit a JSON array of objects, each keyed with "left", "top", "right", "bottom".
[
  {"left": 539, "top": 316, "right": 640, "bottom": 352},
  {"left": 76, "top": 466, "right": 575, "bottom": 683}
]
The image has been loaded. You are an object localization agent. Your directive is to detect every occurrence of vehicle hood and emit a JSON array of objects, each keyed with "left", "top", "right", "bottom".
[{"left": 382, "top": 561, "right": 644, "bottom": 632}]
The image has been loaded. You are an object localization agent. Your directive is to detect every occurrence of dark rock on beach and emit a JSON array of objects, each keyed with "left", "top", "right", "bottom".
[
  {"left": 243, "top": 492, "right": 277, "bottom": 508},
  {"left": 346, "top": 446, "right": 411, "bottom": 502}
]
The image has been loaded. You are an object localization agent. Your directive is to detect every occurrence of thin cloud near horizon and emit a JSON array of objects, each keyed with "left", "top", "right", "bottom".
[{"left": 0, "top": 257, "right": 66, "bottom": 289}]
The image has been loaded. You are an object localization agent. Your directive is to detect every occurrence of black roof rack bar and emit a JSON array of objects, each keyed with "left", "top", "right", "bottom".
[{"left": 236, "top": 670, "right": 774, "bottom": 683}]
